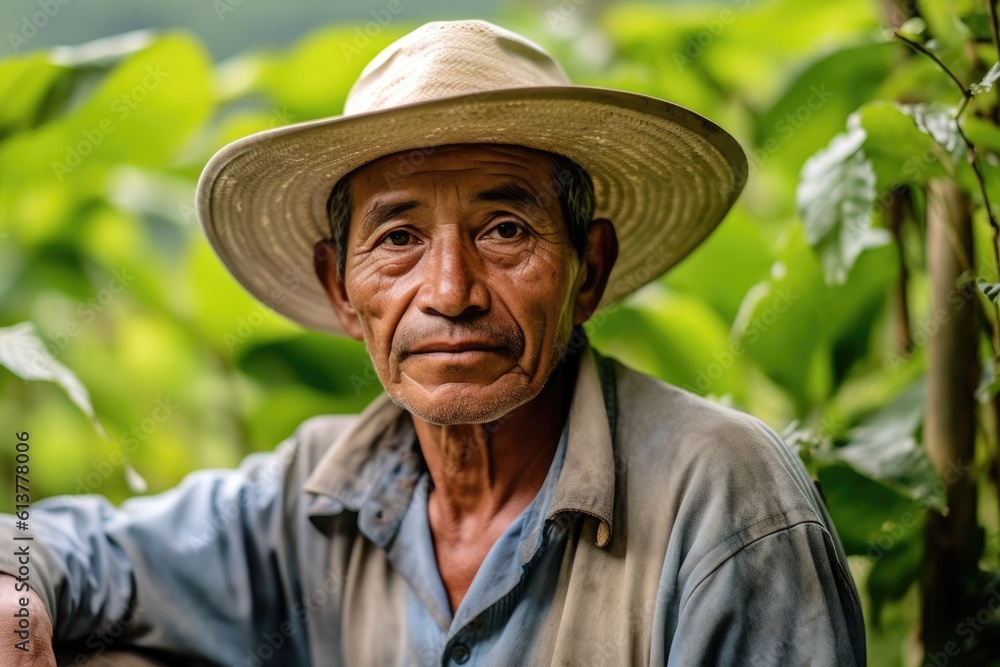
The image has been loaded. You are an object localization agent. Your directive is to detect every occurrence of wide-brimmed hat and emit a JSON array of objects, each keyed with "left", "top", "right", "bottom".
[{"left": 196, "top": 19, "right": 747, "bottom": 334}]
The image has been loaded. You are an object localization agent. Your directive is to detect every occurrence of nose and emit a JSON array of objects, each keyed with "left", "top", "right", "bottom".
[{"left": 415, "top": 232, "right": 490, "bottom": 318}]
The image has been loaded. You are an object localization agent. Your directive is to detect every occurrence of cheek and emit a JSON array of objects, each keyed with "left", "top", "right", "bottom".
[
  {"left": 502, "top": 252, "right": 579, "bottom": 352},
  {"left": 345, "top": 273, "right": 408, "bottom": 358}
]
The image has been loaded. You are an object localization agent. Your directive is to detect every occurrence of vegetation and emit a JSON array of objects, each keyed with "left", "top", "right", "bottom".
[{"left": 2, "top": 0, "right": 1000, "bottom": 663}]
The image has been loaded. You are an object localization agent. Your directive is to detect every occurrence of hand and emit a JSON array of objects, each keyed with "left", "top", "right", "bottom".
[{"left": 0, "top": 574, "right": 57, "bottom": 666}]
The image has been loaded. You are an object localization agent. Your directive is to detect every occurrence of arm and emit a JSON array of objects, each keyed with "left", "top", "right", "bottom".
[
  {"left": 0, "top": 576, "right": 56, "bottom": 666},
  {"left": 667, "top": 520, "right": 866, "bottom": 667},
  {"left": 0, "top": 436, "right": 308, "bottom": 665}
]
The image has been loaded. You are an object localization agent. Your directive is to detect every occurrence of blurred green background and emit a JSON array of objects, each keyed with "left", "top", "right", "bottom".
[{"left": 2, "top": 0, "right": 1000, "bottom": 664}]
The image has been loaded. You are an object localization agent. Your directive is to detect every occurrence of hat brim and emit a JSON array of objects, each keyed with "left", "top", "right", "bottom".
[{"left": 196, "top": 86, "right": 747, "bottom": 334}]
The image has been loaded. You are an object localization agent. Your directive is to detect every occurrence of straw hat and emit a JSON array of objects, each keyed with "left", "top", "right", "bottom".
[{"left": 196, "top": 19, "right": 747, "bottom": 334}]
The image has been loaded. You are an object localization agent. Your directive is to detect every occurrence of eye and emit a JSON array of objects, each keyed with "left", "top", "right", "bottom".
[
  {"left": 490, "top": 221, "right": 524, "bottom": 240},
  {"left": 383, "top": 230, "right": 413, "bottom": 246}
]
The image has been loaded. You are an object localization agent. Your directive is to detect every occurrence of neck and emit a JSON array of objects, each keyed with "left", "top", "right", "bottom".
[{"left": 413, "top": 356, "right": 575, "bottom": 525}]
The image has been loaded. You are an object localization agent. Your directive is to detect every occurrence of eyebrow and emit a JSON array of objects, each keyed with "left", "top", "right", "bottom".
[
  {"left": 356, "top": 181, "right": 547, "bottom": 239},
  {"left": 471, "top": 182, "right": 546, "bottom": 217},
  {"left": 358, "top": 199, "right": 421, "bottom": 239}
]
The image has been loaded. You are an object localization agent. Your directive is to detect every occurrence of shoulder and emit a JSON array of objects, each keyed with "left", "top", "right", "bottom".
[
  {"left": 187, "top": 413, "right": 362, "bottom": 516},
  {"left": 611, "top": 356, "right": 803, "bottom": 486},
  {"left": 289, "top": 414, "right": 362, "bottom": 467},
  {"left": 606, "top": 354, "right": 831, "bottom": 553}
]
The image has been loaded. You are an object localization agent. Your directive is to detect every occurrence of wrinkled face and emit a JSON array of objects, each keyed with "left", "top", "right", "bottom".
[{"left": 326, "top": 144, "right": 591, "bottom": 425}]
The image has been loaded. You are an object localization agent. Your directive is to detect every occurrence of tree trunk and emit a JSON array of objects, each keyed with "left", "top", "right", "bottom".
[{"left": 921, "top": 179, "right": 980, "bottom": 654}]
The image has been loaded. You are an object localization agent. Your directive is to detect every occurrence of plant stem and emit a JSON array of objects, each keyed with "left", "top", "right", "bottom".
[
  {"left": 989, "top": 0, "right": 1000, "bottom": 67},
  {"left": 893, "top": 32, "right": 971, "bottom": 98},
  {"left": 956, "top": 94, "right": 971, "bottom": 119},
  {"left": 894, "top": 28, "right": 1000, "bottom": 359},
  {"left": 956, "top": 115, "right": 1000, "bottom": 359}
]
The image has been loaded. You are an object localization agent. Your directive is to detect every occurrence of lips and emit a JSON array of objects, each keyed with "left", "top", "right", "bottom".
[
  {"left": 394, "top": 324, "right": 525, "bottom": 362},
  {"left": 406, "top": 340, "right": 507, "bottom": 355}
]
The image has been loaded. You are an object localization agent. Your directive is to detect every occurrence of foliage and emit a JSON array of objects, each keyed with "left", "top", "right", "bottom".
[{"left": 2, "top": 1, "right": 1000, "bottom": 663}]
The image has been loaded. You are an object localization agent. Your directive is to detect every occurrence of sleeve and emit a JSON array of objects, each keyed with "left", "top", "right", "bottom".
[
  {"left": 0, "top": 434, "right": 308, "bottom": 665},
  {"left": 667, "top": 520, "right": 866, "bottom": 667}
]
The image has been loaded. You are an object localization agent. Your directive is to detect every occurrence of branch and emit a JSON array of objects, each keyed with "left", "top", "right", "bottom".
[
  {"left": 989, "top": 0, "right": 1000, "bottom": 67},
  {"left": 959, "top": 119, "right": 1000, "bottom": 359},
  {"left": 893, "top": 32, "right": 971, "bottom": 99},
  {"left": 894, "top": 21, "right": 1000, "bottom": 360}
]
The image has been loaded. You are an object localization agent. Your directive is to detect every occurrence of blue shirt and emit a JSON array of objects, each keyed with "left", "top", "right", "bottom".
[{"left": 387, "top": 424, "right": 569, "bottom": 664}]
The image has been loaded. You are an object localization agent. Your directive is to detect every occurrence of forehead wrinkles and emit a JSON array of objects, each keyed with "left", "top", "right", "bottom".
[
  {"left": 352, "top": 172, "right": 559, "bottom": 226},
  {"left": 354, "top": 145, "right": 556, "bottom": 192},
  {"left": 360, "top": 161, "right": 550, "bottom": 192}
]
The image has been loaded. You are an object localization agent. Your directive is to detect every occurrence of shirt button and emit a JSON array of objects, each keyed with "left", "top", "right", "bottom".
[{"left": 450, "top": 643, "right": 470, "bottom": 664}]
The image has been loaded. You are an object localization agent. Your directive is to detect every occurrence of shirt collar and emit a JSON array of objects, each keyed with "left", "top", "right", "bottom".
[{"left": 302, "top": 339, "right": 618, "bottom": 548}]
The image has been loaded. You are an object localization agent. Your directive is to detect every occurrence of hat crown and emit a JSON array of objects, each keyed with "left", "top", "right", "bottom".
[{"left": 344, "top": 20, "right": 570, "bottom": 115}]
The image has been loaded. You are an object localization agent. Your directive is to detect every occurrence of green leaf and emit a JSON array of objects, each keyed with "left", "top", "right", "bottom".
[
  {"left": 856, "top": 102, "right": 945, "bottom": 188},
  {"left": 964, "top": 114, "right": 1000, "bottom": 154},
  {"left": 896, "top": 17, "right": 927, "bottom": 40},
  {"left": 0, "top": 322, "right": 148, "bottom": 493},
  {"left": 664, "top": 208, "right": 774, "bottom": 323},
  {"left": 732, "top": 231, "right": 829, "bottom": 408},
  {"left": 60, "top": 31, "right": 213, "bottom": 167},
  {"left": 976, "top": 359, "right": 1000, "bottom": 402},
  {"left": 731, "top": 226, "right": 895, "bottom": 409},
  {"left": 237, "top": 333, "right": 380, "bottom": 404},
  {"left": 866, "top": 518, "right": 923, "bottom": 627},
  {"left": 588, "top": 287, "right": 744, "bottom": 400},
  {"left": 0, "top": 321, "right": 106, "bottom": 437},
  {"left": 796, "top": 127, "right": 884, "bottom": 284},
  {"left": 816, "top": 461, "right": 916, "bottom": 556},
  {"left": 253, "top": 24, "right": 409, "bottom": 120},
  {"left": 48, "top": 30, "right": 156, "bottom": 69},
  {"left": 822, "top": 382, "right": 943, "bottom": 509},
  {"left": 901, "top": 102, "right": 964, "bottom": 162},
  {"left": 918, "top": 0, "right": 971, "bottom": 62},
  {"left": 971, "top": 61, "right": 1000, "bottom": 95},
  {"left": 753, "top": 42, "right": 897, "bottom": 175},
  {"left": 978, "top": 277, "right": 1000, "bottom": 303},
  {"left": 0, "top": 54, "right": 67, "bottom": 139}
]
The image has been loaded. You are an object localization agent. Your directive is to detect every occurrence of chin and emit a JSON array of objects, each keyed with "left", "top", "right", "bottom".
[{"left": 388, "top": 381, "right": 539, "bottom": 426}]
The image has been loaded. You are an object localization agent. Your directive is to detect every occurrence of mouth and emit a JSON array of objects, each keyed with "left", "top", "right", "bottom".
[{"left": 403, "top": 340, "right": 511, "bottom": 361}]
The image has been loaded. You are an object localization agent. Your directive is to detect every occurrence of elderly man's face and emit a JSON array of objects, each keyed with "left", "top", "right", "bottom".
[{"left": 317, "top": 144, "right": 615, "bottom": 425}]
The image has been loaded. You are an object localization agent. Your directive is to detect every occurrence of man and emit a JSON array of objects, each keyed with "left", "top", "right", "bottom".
[{"left": 1, "top": 19, "right": 865, "bottom": 667}]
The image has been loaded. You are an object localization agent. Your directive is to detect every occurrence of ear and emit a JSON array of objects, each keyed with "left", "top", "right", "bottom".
[
  {"left": 313, "top": 240, "right": 365, "bottom": 341},
  {"left": 573, "top": 218, "right": 618, "bottom": 326}
]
